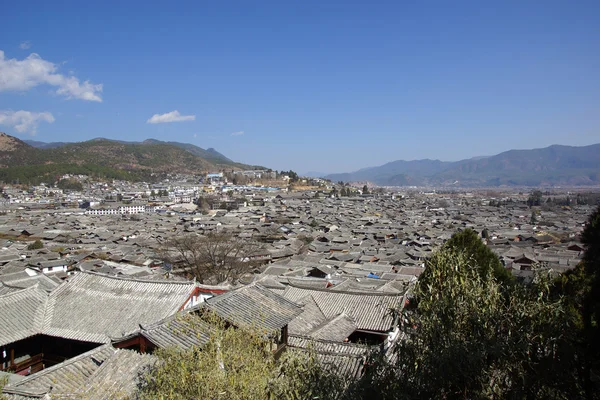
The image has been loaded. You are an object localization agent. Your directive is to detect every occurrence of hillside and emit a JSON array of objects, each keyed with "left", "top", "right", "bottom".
[
  {"left": 141, "top": 139, "right": 235, "bottom": 165},
  {"left": 326, "top": 143, "right": 600, "bottom": 187},
  {"left": 1, "top": 133, "right": 262, "bottom": 184},
  {"left": 327, "top": 159, "right": 452, "bottom": 184},
  {"left": 0, "top": 132, "right": 42, "bottom": 163},
  {"left": 23, "top": 139, "right": 70, "bottom": 149},
  {"left": 25, "top": 138, "right": 238, "bottom": 165}
]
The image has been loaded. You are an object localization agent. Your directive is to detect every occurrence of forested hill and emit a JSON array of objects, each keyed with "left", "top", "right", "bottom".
[
  {"left": 24, "top": 137, "right": 238, "bottom": 165},
  {"left": 326, "top": 143, "right": 600, "bottom": 187},
  {"left": 0, "top": 132, "right": 262, "bottom": 184}
]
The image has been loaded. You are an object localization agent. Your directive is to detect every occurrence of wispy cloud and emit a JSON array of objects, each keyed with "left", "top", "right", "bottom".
[
  {"left": 19, "top": 41, "right": 31, "bottom": 50},
  {"left": 231, "top": 131, "right": 244, "bottom": 136},
  {"left": 0, "top": 110, "right": 55, "bottom": 135},
  {"left": 147, "top": 110, "right": 196, "bottom": 124},
  {"left": 193, "top": 133, "right": 198, "bottom": 138},
  {"left": 0, "top": 50, "right": 103, "bottom": 101}
]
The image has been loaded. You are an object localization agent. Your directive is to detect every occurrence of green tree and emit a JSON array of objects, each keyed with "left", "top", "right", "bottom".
[
  {"left": 359, "top": 247, "right": 583, "bottom": 399},
  {"left": 196, "top": 196, "right": 211, "bottom": 213},
  {"left": 481, "top": 228, "right": 489, "bottom": 239},
  {"left": 280, "top": 170, "right": 299, "bottom": 183},
  {"left": 527, "top": 190, "right": 543, "bottom": 207},
  {"left": 137, "top": 313, "right": 345, "bottom": 400},
  {"left": 579, "top": 204, "right": 600, "bottom": 397},
  {"left": 530, "top": 210, "right": 538, "bottom": 225},
  {"left": 442, "top": 228, "right": 513, "bottom": 284},
  {"left": 57, "top": 178, "right": 83, "bottom": 192},
  {"left": 0, "top": 375, "right": 7, "bottom": 400},
  {"left": 362, "top": 185, "right": 369, "bottom": 195},
  {"left": 27, "top": 239, "right": 44, "bottom": 250}
]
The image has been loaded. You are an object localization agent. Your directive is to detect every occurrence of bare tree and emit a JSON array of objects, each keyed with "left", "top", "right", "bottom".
[{"left": 157, "top": 232, "right": 265, "bottom": 284}]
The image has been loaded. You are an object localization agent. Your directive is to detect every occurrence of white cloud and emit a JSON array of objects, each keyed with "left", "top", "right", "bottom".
[
  {"left": 193, "top": 133, "right": 198, "bottom": 138},
  {"left": 0, "top": 110, "right": 55, "bottom": 135},
  {"left": 231, "top": 131, "right": 244, "bottom": 136},
  {"left": 0, "top": 50, "right": 103, "bottom": 102},
  {"left": 146, "top": 110, "right": 195, "bottom": 124},
  {"left": 19, "top": 41, "right": 31, "bottom": 50}
]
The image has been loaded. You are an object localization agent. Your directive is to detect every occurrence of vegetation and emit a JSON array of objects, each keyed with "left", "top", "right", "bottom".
[
  {"left": 0, "top": 375, "right": 7, "bottom": 400},
  {"left": 157, "top": 232, "right": 265, "bottom": 284},
  {"left": 137, "top": 313, "right": 345, "bottom": 400},
  {"left": 57, "top": 178, "right": 83, "bottom": 191},
  {"left": 0, "top": 163, "right": 159, "bottom": 185},
  {"left": 280, "top": 170, "right": 299, "bottom": 183},
  {"left": 358, "top": 246, "right": 582, "bottom": 399},
  {"left": 578, "top": 204, "right": 600, "bottom": 397},
  {"left": 441, "top": 228, "right": 513, "bottom": 284},
  {"left": 27, "top": 239, "right": 44, "bottom": 250},
  {"left": 0, "top": 136, "right": 262, "bottom": 185},
  {"left": 527, "top": 190, "right": 543, "bottom": 207}
]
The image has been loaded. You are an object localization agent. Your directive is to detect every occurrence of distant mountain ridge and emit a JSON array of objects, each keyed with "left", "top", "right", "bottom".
[
  {"left": 24, "top": 138, "right": 235, "bottom": 165},
  {"left": 325, "top": 143, "right": 600, "bottom": 187},
  {"left": 1, "top": 133, "right": 263, "bottom": 184}
]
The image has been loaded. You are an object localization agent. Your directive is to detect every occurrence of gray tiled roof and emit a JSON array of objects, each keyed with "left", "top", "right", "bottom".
[
  {"left": 3, "top": 344, "right": 115, "bottom": 399},
  {"left": 3, "top": 344, "right": 154, "bottom": 400},
  {"left": 79, "top": 349, "right": 156, "bottom": 400},
  {"left": 0, "top": 286, "right": 47, "bottom": 347},
  {"left": 287, "top": 295, "right": 327, "bottom": 335},
  {"left": 309, "top": 313, "right": 357, "bottom": 341},
  {"left": 0, "top": 271, "right": 60, "bottom": 293},
  {"left": 206, "top": 284, "right": 302, "bottom": 331},
  {"left": 139, "top": 308, "right": 213, "bottom": 351},
  {"left": 288, "top": 334, "right": 371, "bottom": 356},
  {"left": 42, "top": 272, "right": 195, "bottom": 343},
  {"left": 0, "top": 271, "right": 195, "bottom": 347},
  {"left": 282, "top": 285, "right": 402, "bottom": 332},
  {"left": 287, "top": 335, "right": 368, "bottom": 379}
]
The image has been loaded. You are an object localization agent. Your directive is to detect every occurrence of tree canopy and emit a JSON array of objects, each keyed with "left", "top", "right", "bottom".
[
  {"left": 441, "top": 228, "right": 513, "bottom": 284},
  {"left": 27, "top": 239, "right": 44, "bottom": 250},
  {"left": 359, "top": 247, "right": 584, "bottom": 399},
  {"left": 136, "top": 313, "right": 346, "bottom": 400}
]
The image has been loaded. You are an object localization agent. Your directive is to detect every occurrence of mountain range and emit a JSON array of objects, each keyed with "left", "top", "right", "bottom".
[
  {"left": 23, "top": 138, "right": 235, "bottom": 165},
  {"left": 325, "top": 143, "right": 600, "bottom": 187},
  {"left": 0, "top": 133, "right": 261, "bottom": 184}
]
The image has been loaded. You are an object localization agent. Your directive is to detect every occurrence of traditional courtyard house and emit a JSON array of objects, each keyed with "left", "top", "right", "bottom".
[
  {"left": 281, "top": 283, "right": 405, "bottom": 345},
  {"left": 204, "top": 284, "right": 303, "bottom": 357},
  {"left": 0, "top": 271, "right": 195, "bottom": 376},
  {"left": 2, "top": 344, "right": 155, "bottom": 399},
  {"left": 113, "top": 305, "right": 213, "bottom": 353}
]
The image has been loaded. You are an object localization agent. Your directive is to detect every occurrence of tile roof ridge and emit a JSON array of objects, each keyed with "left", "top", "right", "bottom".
[
  {"left": 140, "top": 303, "right": 206, "bottom": 332},
  {"left": 307, "top": 312, "right": 356, "bottom": 337},
  {"left": 297, "top": 294, "right": 326, "bottom": 318},
  {"left": 78, "top": 270, "right": 195, "bottom": 285},
  {"left": 285, "top": 282, "right": 402, "bottom": 297},
  {"left": 0, "top": 282, "right": 48, "bottom": 298},
  {"left": 288, "top": 333, "right": 372, "bottom": 348},
  {"left": 3, "top": 344, "right": 115, "bottom": 396}
]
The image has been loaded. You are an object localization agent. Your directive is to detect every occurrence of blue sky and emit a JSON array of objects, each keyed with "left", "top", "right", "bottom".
[{"left": 0, "top": 1, "right": 598, "bottom": 174}]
